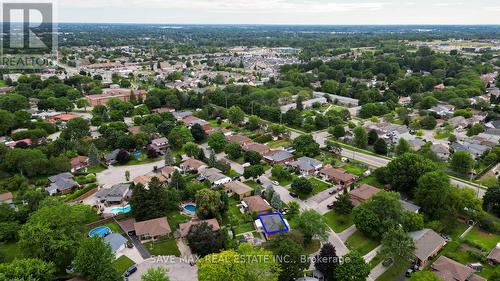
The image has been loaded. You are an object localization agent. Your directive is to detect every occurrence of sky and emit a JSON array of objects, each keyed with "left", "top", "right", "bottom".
[{"left": 51, "top": 0, "right": 500, "bottom": 25}]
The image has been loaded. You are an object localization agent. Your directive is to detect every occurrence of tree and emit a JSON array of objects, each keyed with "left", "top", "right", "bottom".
[
  {"left": 244, "top": 151, "right": 261, "bottom": 165},
  {"left": 18, "top": 202, "right": 84, "bottom": 270},
  {"left": 450, "top": 151, "right": 475, "bottom": 175},
  {"left": 271, "top": 193, "right": 282, "bottom": 210},
  {"left": 353, "top": 126, "right": 368, "bottom": 148},
  {"left": 131, "top": 179, "right": 179, "bottom": 221},
  {"left": 195, "top": 189, "right": 222, "bottom": 219},
  {"left": 415, "top": 171, "right": 450, "bottom": 220},
  {"left": 88, "top": 144, "right": 100, "bottom": 166},
  {"left": 168, "top": 125, "right": 194, "bottom": 149},
  {"left": 183, "top": 142, "right": 203, "bottom": 158},
  {"left": 227, "top": 106, "right": 245, "bottom": 126},
  {"left": 243, "top": 165, "right": 265, "bottom": 179},
  {"left": 325, "top": 139, "right": 342, "bottom": 156},
  {"left": 270, "top": 234, "right": 310, "bottom": 281},
  {"left": 381, "top": 227, "right": 416, "bottom": 264},
  {"left": 208, "top": 132, "right": 227, "bottom": 153},
  {"left": 224, "top": 141, "right": 242, "bottom": 160},
  {"left": 74, "top": 236, "right": 120, "bottom": 281},
  {"left": 368, "top": 129, "right": 379, "bottom": 145},
  {"left": 335, "top": 251, "right": 370, "bottom": 281},
  {"left": 76, "top": 98, "right": 90, "bottom": 111},
  {"left": 0, "top": 258, "right": 56, "bottom": 281},
  {"left": 382, "top": 153, "right": 437, "bottom": 195},
  {"left": 141, "top": 267, "right": 170, "bottom": 281},
  {"left": 61, "top": 118, "right": 90, "bottom": 141},
  {"left": 292, "top": 134, "right": 320, "bottom": 157},
  {"left": 164, "top": 148, "right": 175, "bottom": 166},
  {"left": 169, "top": 170, "right": 185, "bottom": 190},
  {"left": 271, "top": 165, "right": 291, "bottom": 181},
  {"left": 208, "top": 149, "right": 217, "bottom": 167},
  {"left": 0, "top": 93, "right": 29, "bottom": 112},
  {"left": 315, "top": 243, "right": 338, "bottom": 281},
  {"left": 197, "top": 243, "right": 280, "bottom": 281},
  {"left": 116, "top": 149, "right": 130, "bottom": 164},
  {"left": 291, "top": 177, "right": 313, "bottom": 195},
  {"left": 187, "top": 222, "right": 226, "bottom": 257},
  {"left": 296, "top": 210, "right": 329, "bottom": 244},
  {"left": 330, "top": 125, "right": 346, "bottom": 139},
  {"left": 191, "top": 123, "right": 207, "bottom": 142},
  {"left": 483, "top": 185, "right": 500, "bottom": 216},
  {"left": 395, "top": 138, "right": 411, "bottom": 156},
  {"left": 467, "top": 123, "right": 485, "bottom": 136},
  {"left": 332, "top": 192, "right": 354, "bottom": 215},
  {"left": 420, "top": 116, "right": 437, "bottom": 130},
  {"left": 287, "top": 201, "right": 300, "bottom": 218},
  {"left": 373, "top": 138, "right": 388, "bottom": 155},
  {"left": 407, "top": 271, "right": 442, "bottom": 281}
]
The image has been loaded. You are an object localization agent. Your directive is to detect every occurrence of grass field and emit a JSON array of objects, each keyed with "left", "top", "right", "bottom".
[
  {"left": 463, "top": 227, "right": 500, "bottom": 250},
  {"left": 144, "top": 238, "right": 181, "bottom": 257},
  {"left": 323, "top": 211, "right": 354, "bottom": 233},
  {"left": 244, "top": 180, "right": 262, "bottom": 191},
  {"left": 293, "top": 177, "right": 331, "bottom": 200},
  {"left": 233, "top": 222, "right": 255, "bottom": 235},
  {"left": 112, "top": 255, "right": 135, "bottom": 274},
  {"left": 345, "top": 230, "right": 380, "bottom": 256},
  {"left": 358, "top": 176, "right": 384, "bottom": 188},
  {"left": 105, "top": 222, "right": 123, "bottom": 233},
  {"left": 375, "top": 259, "right": 409, "bottom": 281},
  {"left": 166, "top": 211, "right": 190, "bottom": 232}
]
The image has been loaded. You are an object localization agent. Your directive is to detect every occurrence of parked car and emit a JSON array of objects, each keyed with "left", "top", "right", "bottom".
[
  {"left": 341, "top": 157, "right": 349, "bottom": 163},
  {"left": 382, "top": 258, "right": 393, "bottom": 267},
  {"left": 329, "top": 188, "right": 338, "bottom": 195},
  {"left": 441, "top": 235, "right": 452, "bottom": 242},
  {"left": 405, "top": 269, "right": 414, "bottom": 277},
  {"left": 124, "top": 265, "right": 137, "bottom": 277},
  {"left": 327, "top": 203, "right": 334, "bottom": 209},
  {"left": 289, "top": 192, "right": 298, "bottom": 198},
  {"left": 272, "top": 181, "right": 280, "bottom": 186}
]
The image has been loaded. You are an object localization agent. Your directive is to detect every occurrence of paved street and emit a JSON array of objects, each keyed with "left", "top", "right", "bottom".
[
  {"left": 129, "top": 257, "right": 198, "bottom": 281},
  {"left": 96, "top": 160, "right": 165, "bottom": 188}
]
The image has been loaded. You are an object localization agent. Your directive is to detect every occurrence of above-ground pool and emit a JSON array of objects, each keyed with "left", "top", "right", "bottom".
[
  {"left": 88, "top": 226, "right": 111, "bottom": 238},
  {"left": 132, "top": 151, "right": 142, "bottom": 157},
  {"left": 111, "top": 205, "right": 132, "bottom": 214},
  {"left": 183, "top": 203, "right": 196, "bottom": 215}
]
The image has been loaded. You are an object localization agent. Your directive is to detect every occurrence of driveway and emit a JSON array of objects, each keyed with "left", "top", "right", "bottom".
[
  {"left": 129, "top": 257, "right": 198, "bottom": 281},
  {"left": 130, "top": 235, "right": 151, "bottom": 259},
  {"left": 96, "top": 160, "right": 165, "bottom": 188}
]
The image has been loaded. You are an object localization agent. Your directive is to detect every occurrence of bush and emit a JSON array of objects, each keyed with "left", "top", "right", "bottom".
[
  {"left": 253, "top": 134, "right": 273, "bottom": 144},
  {"left": 478, "top": 216, "right": 499, "bottom": 233}
]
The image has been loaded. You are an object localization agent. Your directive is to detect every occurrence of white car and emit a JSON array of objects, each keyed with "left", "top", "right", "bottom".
[{"left": 272, "top": 181, "right": 280, "bottom": 186}]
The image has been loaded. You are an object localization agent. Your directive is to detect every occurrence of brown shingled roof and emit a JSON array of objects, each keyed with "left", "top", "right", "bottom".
[
  {"left": 134, "top": 217, "right": 171, "bottom": 237},
  {"left": 243, "top": 195, "right": 272, "bottom": 214},
  {"left": 178, "top": 219, "right": 220, "bottom": 238},
  {"left": 0, "top": 192, "right": 13, "bottom": 202}
]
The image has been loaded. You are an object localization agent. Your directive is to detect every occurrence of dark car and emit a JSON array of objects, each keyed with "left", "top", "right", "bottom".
[
  {"left": 289, "top": 192, "right": 298, "bottom": 198},
  {"left": 124, "top": 265, "right": 137, "bottom": 277},
  {"left": 329, "top": 189, "right": 337, "bottom": 195},
  {"left": 327, "top": 203, "right": 334, "bottom": 209},
  {"left": 382, "top": 258, "right": 393, "bottom": 267}
]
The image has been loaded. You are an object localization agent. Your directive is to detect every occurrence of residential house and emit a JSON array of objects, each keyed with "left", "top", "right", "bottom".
[
  {"left": 47, "top": 113, "right": 80, "bottom": 124},
  {"left": 431, "top": 256, "right": 486, "bottom": 281},
  {"left": 5, "top": 138, "right": 32, "bottom": 148},
  {"left": 451, "top": 141, "right": 489, "bottom": 159},
  {"left": 243, "top": 142, "right": 271, "bottom": 156},
  {"left": 173, "top": 111, "right": 193, "bottom": 121},
  {"left": 255, "top": 213, "right": 290, "bottom": 240},
  {"left": 223, "top": 181, "right": 253, "bottom": 199},
  {"left": 133, "top": 173, "right": 168, "bottom": 187},
  {"left": 349, "top": 184, "right": 381, "bottom": 206},
  {"left": 428, "top": 104, "right": 454, "bottom": 117},
  {"left": 409, "top": 229, "right": 447, "bottom": 268},
  {"left": 289, "top": 157, "right": 323, "bottom": 176},
  {"left": 400, "top": 200, "right": 421, "bottom": 213},
  {"left": 180, "top": 158, "right": 207, "bottom": 173},
  {"left": 152, "top": 107, "right": 176, "bottom": 114},
  {"left": 487, "top": 243, "right": 500, "bottom": 265},
  {"left": 150, "top": 137, "right": 169, "bottom": 151},
  {"left": 263, "top": 150, "right": 294, "bottom": 165},
  {"left": 0, "top": 192, "right": 13, "bottom": 204},
  {"left": 242, "top": 196, "right": 272, "bottom": 214},
  {"left": 431, "top": 144, "right": 451, "bottom": 161},
  {"left": 70, "top": 156, "right": 89, "bottom": 173},
  {"left": 448, "top": 116, "right": 469, "bottom": 129},
  {"left": 104, "top": 233, "right": 128, "bottom": 254},
  {"left": 408, "top": 138, "right": 426, "bottom": 151},
  {"left": 319, "top": 165, "right": 357, "bottom": 188},
  {"left": 227, "top": 134, "right": 253, "bottom": 146},
  {"left": 319, "top": 93, "right": 359, "bottom": 107},
  {"left": 104, "top": 149, "right": 121, "bottom": 165},
  {"left": 161, "top": 166, "right": 176, "bottom": 180},
  {"left": 46, "top": 172, "right": 79, "bottom": 195},
  {"left": 134, "top": 217, "right": 172, "bottom": 241},
  {"left": 398, "top": 96, "right": 412, "bottom": 106},
  {"left": 117, "top": 218, "right": 136, "bottom": 235},
  {"left": 127, "top": 126, "right": 141, "bottom": 135},
  {"left": 200, "top": 168, "right": 231, "bottom": 187},
  {"left": 95, "top": 183, "right": 131, "bottom": 205},
  {"left": 182, "top": 116, "right": 212, "bottom": 131},
  {"left": 178, "top": 219, "right": 220, "bottom": 238}
]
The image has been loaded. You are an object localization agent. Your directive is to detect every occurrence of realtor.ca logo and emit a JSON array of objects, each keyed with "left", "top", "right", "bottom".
[{"left": 0, "top": 1, "right": 57, "bottom": 69}]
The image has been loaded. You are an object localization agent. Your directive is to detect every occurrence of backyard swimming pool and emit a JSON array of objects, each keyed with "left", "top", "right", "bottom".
[
  {"left": 111, "top": 205, "right": 131, "bottom": 214},
  {"left": 182, "top": 203, "right": 196, "bottom": 215},
  {"left": 88, "top": 226, "right": 111, "bottom": 238}
]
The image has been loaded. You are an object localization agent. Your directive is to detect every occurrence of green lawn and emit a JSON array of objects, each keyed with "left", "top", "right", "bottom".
[
  {"left": 244, "top": 180, "right": 262, "bottom": 191},
  {"left": 0, "top": 80, "right": 6, "bottom": 87},
  {"left": 358, "top": 176, "right": 383, "bottom": 189},
  {"left": 444, "top": 222, "right": 468, "bottom": 241},
  {"left": 323, "top": 211, "right": 354, "bottom": 233},
  {"left": 267, "top": 139, "right": 291, "bottom": 149},
  {"left": 112, "top": 255, "right": 135, "bottom": 274},
  {"left": 0, "top": 242, "right": 23, "bottom": 262},
  {"left": 463, "top": 227, "right": 500, "bottom": 250},
  {"left": 105, "top": 222, "right": 122, "bottom": 233},
  {"left": 233, "top": 222, "right": 255, "bottom": 235},
  {"left": 270, "top": 176, "right": 294, "bottom": 187},
  {"left": 86, "top": 164, "right": 107, "bottom": 174},
  {"left": 144, "top": 238, "right": 181, "bottom": 257},
  {"left": 369, "top": 252, "right": 386, "bottom": 269},
  {"left": 225, "top": 169, "right": 241, "bottom": 177},
  {"left": 439, "top": 240, "right": 498, "bottom": 279},
  {"left": 166, "top": 211, "right": 190, "bottom": 232},
  {"left": 339, "top": 164, "right": 365, "bottom": 176},
  {"left": 293, "top": 177, "right": 331, "bottom": 200},
  {"left": 345, "top": 230, "right": 380, "bottom": 256},
  {"left": 123, "top": 155, "right": 161, "bottom": 166},
  {"left": 376, "top": 259, "right": 410, "bottom": 281}
]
